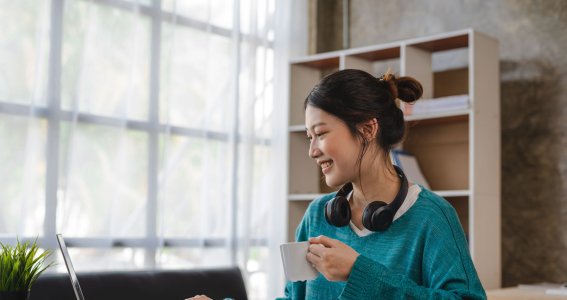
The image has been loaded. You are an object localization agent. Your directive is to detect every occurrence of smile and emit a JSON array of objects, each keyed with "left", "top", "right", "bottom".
[{"left": 320, "top": 160, "right": 333, "bottom": 173}]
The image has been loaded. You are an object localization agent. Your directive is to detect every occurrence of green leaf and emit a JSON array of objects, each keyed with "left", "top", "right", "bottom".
[{"left": 0, "top": 238, "right": 53, "bottom": 292}]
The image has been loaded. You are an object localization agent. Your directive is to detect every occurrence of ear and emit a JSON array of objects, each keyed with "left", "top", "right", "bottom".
[{"left": 357, "top": 118, "right": 378, "bottom": 142}]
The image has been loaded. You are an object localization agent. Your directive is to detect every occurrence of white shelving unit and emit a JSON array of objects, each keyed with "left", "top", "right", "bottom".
[{"left": 286, "top": 29, "right": 501, "bottom": 289}]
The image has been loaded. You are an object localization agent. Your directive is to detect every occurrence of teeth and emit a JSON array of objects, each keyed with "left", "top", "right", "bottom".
[{"left": 321, "top": 161, "right": 333, "bottom": 169}]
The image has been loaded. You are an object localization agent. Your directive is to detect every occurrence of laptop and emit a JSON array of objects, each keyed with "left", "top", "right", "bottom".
[{"left": 56, "top": 234, "right": 86, "bottom": 300}]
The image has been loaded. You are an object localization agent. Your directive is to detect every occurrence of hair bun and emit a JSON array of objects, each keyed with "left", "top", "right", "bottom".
[
  {"left": 378, "top": 72, "right": 399, "bottom": 99},
  {"left": 378, "top": 72, "right": 423, "bottom": 104},
  {"left": 394, "top": 76, "right": 423, "bottom": 103}
]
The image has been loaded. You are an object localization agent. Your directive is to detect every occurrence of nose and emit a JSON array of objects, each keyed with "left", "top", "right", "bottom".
[{"left": 309, "top": 138, "right": 322, "bottom": 159}]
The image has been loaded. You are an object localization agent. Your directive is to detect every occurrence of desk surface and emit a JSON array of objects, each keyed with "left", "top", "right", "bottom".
[{"left": 487, "top": 286, "right": 567, "bottom": 300}]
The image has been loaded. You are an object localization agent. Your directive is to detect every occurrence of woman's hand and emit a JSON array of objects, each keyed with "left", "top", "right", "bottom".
[
  {"left": 185, "top": 295, "right": 212, "bottom": 300},
  {"left": 306, "top": 235, "right": 360, "bottom": 281}
]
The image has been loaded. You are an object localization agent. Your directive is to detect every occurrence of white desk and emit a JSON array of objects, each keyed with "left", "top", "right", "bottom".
[{"left": 487, "top": 286, "right": 567, "bottom": 300}]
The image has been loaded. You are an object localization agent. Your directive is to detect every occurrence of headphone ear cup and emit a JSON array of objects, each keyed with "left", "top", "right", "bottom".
[
  {"left": 324, "top": 196, "right": 351, "bottom": 227},
  {"left": 362, "top": 201, "right": 394, "bottom": 232}
]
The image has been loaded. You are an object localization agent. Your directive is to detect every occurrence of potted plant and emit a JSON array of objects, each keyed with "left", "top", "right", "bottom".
[{"left": 0, "top": 239, "right": 53, "bottom": 300}]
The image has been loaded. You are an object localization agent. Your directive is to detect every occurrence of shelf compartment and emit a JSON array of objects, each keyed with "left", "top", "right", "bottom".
[
  {"left": 403, "top": 119, "right": 469, "bottom": 191},
  {"left": 434, "top": 68, "right": 469, "bottom": 97},
  {"left": 288, "top": 131, "right": 319, "bottom": 195},
  {"left": 288, "top": 201, "right": 311, "bottom": 242},
  {"left": 289, "top": 62, "right": 339, "bottom": 127},
  {"left": 445, "top": 196, "right": 469, "bottom": 238},
  {"left": 343, "top": 44, "right": 401, "bottom": 78}
]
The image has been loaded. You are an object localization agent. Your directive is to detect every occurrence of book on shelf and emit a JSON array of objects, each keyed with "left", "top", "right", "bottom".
[
  {"left": 402, "top": 94, "right": 469, "bottom": 116},
  {"left": 390, "top": 149, "right": 430, "bottom": 189}
]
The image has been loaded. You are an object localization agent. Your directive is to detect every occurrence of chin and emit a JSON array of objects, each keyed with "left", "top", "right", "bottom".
[{"left": 324, "top": 176, "right": 347, "bottom": 189}]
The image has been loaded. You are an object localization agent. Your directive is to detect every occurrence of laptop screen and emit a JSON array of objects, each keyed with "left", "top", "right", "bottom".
[{"left": 56, "top": 234, "right": 86, "bottom": 300}]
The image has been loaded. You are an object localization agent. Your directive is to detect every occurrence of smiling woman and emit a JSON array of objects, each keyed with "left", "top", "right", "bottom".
[{"left": 279, "top": 69, "right": 486, "bottom": 299}]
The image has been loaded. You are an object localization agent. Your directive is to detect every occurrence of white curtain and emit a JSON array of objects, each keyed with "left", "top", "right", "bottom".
[{"left": 0, "top": 0, "right": 301, "bottom": 299}]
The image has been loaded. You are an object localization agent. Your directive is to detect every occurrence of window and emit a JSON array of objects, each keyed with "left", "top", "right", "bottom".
[{"left": 0, "top": 0, "right": 277, "bottom": 298}]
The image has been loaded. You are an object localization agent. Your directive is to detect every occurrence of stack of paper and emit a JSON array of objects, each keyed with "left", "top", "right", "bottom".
[{"left": 402, "top": 94, "right": 469, "bottom": 116}]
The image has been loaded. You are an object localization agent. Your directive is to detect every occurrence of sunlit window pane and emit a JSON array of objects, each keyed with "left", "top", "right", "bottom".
[
  {"left": 61, "top": 0, "right": 150, "bottom": 120},
  {"left": 158, "top": 134, "right": 231, "bottom": 237},
  {"left": 160, "top": 23, "right": 233, "bottom": 130},
  {"left": 161, "top": 0, "right": 233, "bottom": 29},
  {"left": 125, "top": 0, "right": 151, "bottom": 5},
  {"left": 53, "top": 248, "right": 146, "bottom": 272},
  {"left": 245, "top": 247, "right": 269, "bottom": 300},
  {"left": 0, "top": 0, "right": 50, "bottom": 105},
  {"left": 57, "top": 123, "right": 148, "bottom": 237},
  {"left": 248, "top": 45, "right": 274, "bottom": 138},
  {"left": 240, "top": 0, "right": 272, "bottom": 36},
  {"left": 237, "top": 144, "right": 271, "bottom": 238},
  {"left": 0, "top": 114, "right": 46, "bottom": 235},
  {"left": 239, "top": 44, "right": 274, "bottom": 139}
]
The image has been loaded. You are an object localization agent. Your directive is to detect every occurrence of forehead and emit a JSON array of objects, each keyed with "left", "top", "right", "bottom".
[{"left": 305, "top": 105, "right": 342, "bottom": 129}]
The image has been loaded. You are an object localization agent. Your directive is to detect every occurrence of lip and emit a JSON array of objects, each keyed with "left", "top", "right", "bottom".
[{"left": 321, "top": 163, "right": 332, "bottom": 174}]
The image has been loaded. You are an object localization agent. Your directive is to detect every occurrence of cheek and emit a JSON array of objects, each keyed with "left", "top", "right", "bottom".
[
  {"left": 340, "top": 145, "right": 362, "bottom": 170},
  {"left": 332, "top": 145, "right": 359, "bottom": 168}
]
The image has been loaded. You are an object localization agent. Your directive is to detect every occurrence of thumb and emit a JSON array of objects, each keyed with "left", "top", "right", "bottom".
[{"left": 309, "top": 235, "right": 337, "bottom": 248}]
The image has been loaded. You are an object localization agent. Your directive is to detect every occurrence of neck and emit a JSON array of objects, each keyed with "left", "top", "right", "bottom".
[{"left": 350, "top": 150, "right": 400, "bottom": 209}]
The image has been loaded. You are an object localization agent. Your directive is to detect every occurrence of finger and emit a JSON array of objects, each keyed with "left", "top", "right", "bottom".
[
  {"left": 306, "top": 252, "right": 321, "bottom": 269},
  {"left": 309, "top": 235, "right": 336, "bottom": 248},
  {"left": 308, "top": 243, "right": 326, "bottom": 256}
]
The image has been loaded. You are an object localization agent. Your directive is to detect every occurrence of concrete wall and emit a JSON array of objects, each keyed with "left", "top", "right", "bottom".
[{"left": 314, "top": 0, "right": 567, "bottom": 287}]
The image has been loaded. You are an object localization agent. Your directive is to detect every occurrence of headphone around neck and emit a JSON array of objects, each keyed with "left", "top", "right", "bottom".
[{"left": 324, "top": 165, "right": 409, "bottom": 232}]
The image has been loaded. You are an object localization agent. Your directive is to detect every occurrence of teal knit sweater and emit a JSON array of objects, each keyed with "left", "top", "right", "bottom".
[{"left": 278, "top": 187, "right": 486, "bottom": 299}]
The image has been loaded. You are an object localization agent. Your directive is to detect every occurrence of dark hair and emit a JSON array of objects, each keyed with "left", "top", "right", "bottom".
[{"left": 304, "top": 69, "right": 423, "bottom": 164}]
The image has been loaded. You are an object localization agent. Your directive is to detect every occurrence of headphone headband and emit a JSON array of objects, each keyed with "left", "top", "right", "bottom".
[
  {"left": 388, "top": 165, "right": 409, "bottom": 214},
  {"left": 335, "top": 165, "right": 407, "bottom": 206},
  {"left": 325, "top": 165, "right": 409, "bottom": 231}
]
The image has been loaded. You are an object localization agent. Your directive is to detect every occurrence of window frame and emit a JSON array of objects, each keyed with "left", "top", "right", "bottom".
[{"left": 0, "top": 0, "right": 271, "bottom": 269}]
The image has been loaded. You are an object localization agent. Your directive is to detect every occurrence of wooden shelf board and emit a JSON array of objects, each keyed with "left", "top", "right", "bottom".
[
  {"left": 291, "top": 53, "right": 340, "bottom": 69},
  {"left": 434, "top": 190, "right": 470, "bottom": 197},
  {"left": 289, "top": 125, "right": 306, "bottom": 132},
  {"left": 407, "top": 33, "right": 469, "bottom": 52},
  {"left": 289, "top": 194, "right": 324, "bottom": 201},
  {"left": 349, "top": 47, "right": 401, "bottom": 61}
]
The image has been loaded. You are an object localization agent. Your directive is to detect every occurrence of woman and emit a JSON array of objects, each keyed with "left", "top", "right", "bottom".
[{"left": 279, "top": 69, "right": 486, "bottom": 299}]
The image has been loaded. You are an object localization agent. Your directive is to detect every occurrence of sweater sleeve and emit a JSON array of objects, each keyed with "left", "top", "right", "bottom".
[
  {"left": 340, "top": 255, "right": 485, "bottom": 300},
  {"left": 340, "top": 197, "right": 486, "bottom": 300}
]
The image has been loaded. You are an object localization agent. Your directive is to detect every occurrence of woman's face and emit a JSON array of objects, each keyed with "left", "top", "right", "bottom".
[{"left": 305, "top": 105, "right": 362, "bottom": 188}]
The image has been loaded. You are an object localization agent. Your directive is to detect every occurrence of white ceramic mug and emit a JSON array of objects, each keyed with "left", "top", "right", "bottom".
[{"left": 280, "top": 241, "right": 319, "bottom": 281}]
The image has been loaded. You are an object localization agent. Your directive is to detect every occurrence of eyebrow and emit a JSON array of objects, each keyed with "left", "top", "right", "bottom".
[{"left": 306, "top": 122, "right": 327, "bottom": 132}]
